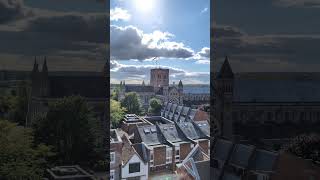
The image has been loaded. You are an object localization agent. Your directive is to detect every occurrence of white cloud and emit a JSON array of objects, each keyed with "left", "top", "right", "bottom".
[
  {"left": 193, "top": 47, "right": 210, "bottom": 64},
  {"left": 110, "top": 25, "right": 195, "bottom": 60},
  {"left": 110, "top": 7, "right": 131, "bottom": 21},
  {"left": 201, "top": 7, "right": 208, "bottom": 14}
]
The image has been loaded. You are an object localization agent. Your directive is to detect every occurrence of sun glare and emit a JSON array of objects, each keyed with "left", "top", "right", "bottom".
[{"left": 135, "top": 0, "right": 154, "bottom": 13}]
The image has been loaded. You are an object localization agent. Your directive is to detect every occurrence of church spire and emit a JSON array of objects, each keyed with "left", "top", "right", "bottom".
[
  {"left": 217, "top": 56, "right": 234, "bottom": 79},
  {"left": 142, "top": 80, "right": 145, "bottom": 86},
  {"left": 32, "top": 56, "right": 39, "bottom": 73},
  {"left": 42, "top": 56, "right": 48, "bottom": 73},
  {"left": 178, "top": 80, "right": 183, "bottom": 87}
]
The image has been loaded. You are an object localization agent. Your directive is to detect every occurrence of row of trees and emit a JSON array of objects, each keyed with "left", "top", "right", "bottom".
[
  {"left": 110, "top": 90, "right": 162, "bottom": 129},
  {"left": 282, "top": 133, "right": 320, "bottom": 162},
  {"left": 1, "top": 84, "right": 107, "bottom": 178}
]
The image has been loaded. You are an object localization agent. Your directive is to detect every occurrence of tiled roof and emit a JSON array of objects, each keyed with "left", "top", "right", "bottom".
[
  {"left": 158, "top": 124, "right": 187, "bottom": 143},
  {"left": 137, "top": 125, "right": 163, "bottom": 145},
  {"left": 249, "top": 149, "right": 278, "bottom": 172},
  {"left": 177, "top": 122, "right": 204, "bottom": 140},
  {"left": 229, "top": 144, "right": 255, "bottom": 168},
  {"left": 194, "top": 121, "right": 210, "bottom": 137},
  {"left": 132, "top": 143, "right": 149, "bottom": 163},
  {"left": 213, "top": 139, "right": 233, "bottom": 161},
  {"left": 121, "top": 135, "right": 137, "bottom": 166}
]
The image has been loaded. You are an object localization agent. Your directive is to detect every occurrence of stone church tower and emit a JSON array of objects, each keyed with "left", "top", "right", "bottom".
[
  {"left": 150, "top": 68, "right": 169, "bottom": 92},
  {"left": 214, "top": 56, "right": 234, "bottom": 140},
  {"left": 31, "top": 57, "right": 49, "bottom": 97}
]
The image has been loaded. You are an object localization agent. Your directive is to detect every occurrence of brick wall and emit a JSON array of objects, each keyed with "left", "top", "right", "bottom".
[
  {"left": 180, "top": 143, "right": 192, "bottom": 161},
  {"left": 110, "top": 142, "right": 123, "bottom": 180},
  {"left": 153, "top": 146, "right": 166, "bottom": 166},
  {"left": 198, "top": 140, "right": 209, "bottom": 155}
]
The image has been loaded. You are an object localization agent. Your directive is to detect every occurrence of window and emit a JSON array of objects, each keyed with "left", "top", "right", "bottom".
[
  {"left": 176, "top": 149, "right": 180, "bottom": 156},
  {"left": 175, "top": 147, "right": 180, "bottom": 162},
  {"left": 166, "top": 149, "right": 172, "bottom": 163},
  {"left": 150, "top": 151, "right": 154, "bottom": 160},
  {"left": 110, "top": 170, "right": 115, "bottom": 180},
  {"left": 110, "top": 152, "right": 115, "bottom": 164},
  {"left": 129, "top": 162, "right": 140, "bottom": 173},
  {"left": 150, "top": 150, "right": 154, "bottom": 167}
]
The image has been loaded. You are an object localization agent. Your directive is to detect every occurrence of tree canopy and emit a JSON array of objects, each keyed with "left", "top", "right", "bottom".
[
  {"left": 0, "top": 81, "right": 29, "bottom": 126},
  {"left": 110, "top": 99, "right": 126, "bottom": 128},
  {"left": 282, "top": 133, "right": 320, "bottom": 162},
  {"left": 0, "top": 119, "right": 53, "bottom": 179},
  {"left": 33, "top": 95, "right": 106, "bottom": 169},
  {"left": 148, "top": 98, "right": 162, "bottom": 115},
  {"left": 120, "top": 92, "right": 143, "bottom": 115}
]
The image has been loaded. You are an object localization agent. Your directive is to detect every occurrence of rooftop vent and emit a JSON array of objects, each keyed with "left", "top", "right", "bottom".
[
  {"left": 151, "top": 128, "right": 157, "bottom": 133},
  {"left": 144, "top": 128, "right": 150, "bottom": 134}
]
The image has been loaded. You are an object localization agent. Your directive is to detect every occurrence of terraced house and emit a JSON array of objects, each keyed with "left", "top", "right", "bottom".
[{"left": 113, "top": 102, "right": 210, "bottom": 178}]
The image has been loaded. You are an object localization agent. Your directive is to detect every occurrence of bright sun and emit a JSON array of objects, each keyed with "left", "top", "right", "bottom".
[{"left": 135, "top": 0, "right": 154, "bottom": 13}]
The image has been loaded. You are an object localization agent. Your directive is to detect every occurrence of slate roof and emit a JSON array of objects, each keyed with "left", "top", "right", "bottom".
[
  {"left": 187, "top": 109, "right": 197, "bottom": 121},
  {"left": 177, "top": 122, "right": 204, "bottom": 140},
  {"left": 124, "top": 85, "right": 154, "bottom": 93},
  {"left": 249, "top": 149, "right": 278, "bottom": 172},
  {"left": 229, "top": 144, "right": 255, "bottom": 168},
  {"left": 194, "top": 121, "right": 210, "bottom": 137},
  {"left": 158, "top": 124, "right": 187, "bottom": 143},
  {"left": 137, "top": 125, "right": 163, "bottom": 145},
  {"left": 196, "top": 161, "right": 210, "bottom": 180},
  {"left": 174, "top": 106, "right": 183, "bottom": 122},
  {"left": 132, "top": 143, "right": 149, "bottom": 163},
  {"left": 212, "top": 139, "right": 233, "bottom": 161},
  {"left": 121, "top": 135, "right": 138, "bottom": 166},
  {"left": 178, "top": 145, "right": 210, "bottom": 180}
]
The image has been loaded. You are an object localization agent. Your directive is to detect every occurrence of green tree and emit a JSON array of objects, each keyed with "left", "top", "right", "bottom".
[
  {"left": 0, "top": 95, "right": 11, "bottom": 118},
  {"left": 33, "top": 95, "right": 106, "bottom": 168},
  {"left": 8, "top": 81, "right": 29, "bottom": 126},
  {"left": 110, "top": 100, "right": 126, "bottom": 128},
  {"left": 120, "top": 92, "right": 143, "bottom": 115},
  {"left": 111, "top": 86, "right": 120, "bottom": 101},
  {"left": 282, "top": 133, "right": 320, "bottom": 162},
  {"left": 0, "top": 81, "right": 30, "bottom": 126},
  {"left": 148, "top": 98, "right": 162, "bottom": 115},
  {"left": 0, "top": 119, "right": 53, "bottom": 179}
]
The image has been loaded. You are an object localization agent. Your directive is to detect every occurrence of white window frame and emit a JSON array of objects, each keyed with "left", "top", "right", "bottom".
[
  {"left": 175, "top": 146, "right": 180, "bottom": 162},
  {"left": 110, "top": 170, "right": 115, "bottom": 180},
  {"left": 150, "top": 150, "right": 154, "bottom": 167},
  {"left": 166, "top": 148, "right": 172, "bottom": 164},
  {"left": 110, "top": 152, "right": 115, "bottom": 164}
]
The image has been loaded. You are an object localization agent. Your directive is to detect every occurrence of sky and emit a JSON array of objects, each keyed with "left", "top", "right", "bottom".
[
  {"left": 214, "top": 0, "right": 320, "bottom": 72},
  {"left": 0, "top": 0, "right": 107, "bottom": 72},
  {"left": 110, "top": 0, "right": 210, "bottom": 84}
]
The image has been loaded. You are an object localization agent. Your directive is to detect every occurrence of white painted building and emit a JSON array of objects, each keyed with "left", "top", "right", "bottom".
[
  {"left": 121, "top": 153, "right": 148, "bottom": 180},
  {"left": 121, "top": 134, "right": 149, "bottom": 180}
]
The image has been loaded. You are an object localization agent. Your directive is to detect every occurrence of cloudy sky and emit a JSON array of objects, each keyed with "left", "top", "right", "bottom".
[
  {"left": 214, "top": 0, "right": 320, "bottom": 72},
  {"left": 0, "top": 0, "right": 107, "bottom": 72},
  {"left": 110, "top": 0, "right": 210, "bottom": 84}
]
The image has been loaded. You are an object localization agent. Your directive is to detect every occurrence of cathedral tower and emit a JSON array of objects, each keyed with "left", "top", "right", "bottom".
[
  {"left": 215, "top": 56, "right": 234, "bottom": 140},
  {"left": 150, "top": 68, "right": 169, "bottom": 92}
]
